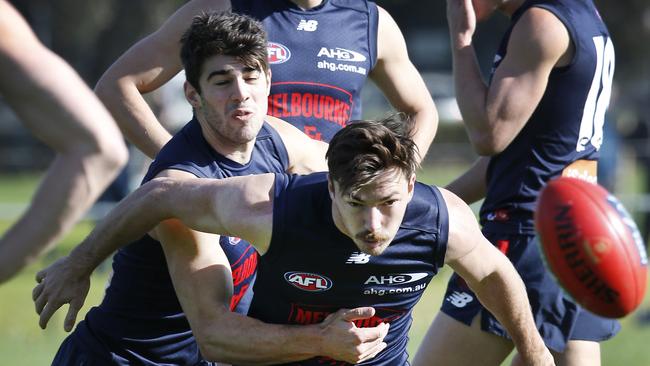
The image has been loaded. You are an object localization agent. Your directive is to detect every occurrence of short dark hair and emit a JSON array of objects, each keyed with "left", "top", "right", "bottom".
[
  {"left": 326, "top": 113, "right": 420, "bottom": 195},
  {"left": 180, "top": 11, "right": 268, "bottom": 93}
]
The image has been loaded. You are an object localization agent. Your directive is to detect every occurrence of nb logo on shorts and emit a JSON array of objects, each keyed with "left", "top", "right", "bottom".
[
  {"left": 346, "top": 252, "right": 370, "bottom": 264},
  {"left": 297, "top": 19, "right": 318, "bottom": 32},
  {"left": 446, "top": 291, "right": 474, "bottom": 308}
]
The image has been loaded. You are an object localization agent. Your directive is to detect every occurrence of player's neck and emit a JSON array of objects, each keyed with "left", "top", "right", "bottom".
[
  {"left": 289, "top": 0, "right": 324, "bottom": 10},
  {"left": 200, "top": 125, "right": 256, "bottom": 165}
]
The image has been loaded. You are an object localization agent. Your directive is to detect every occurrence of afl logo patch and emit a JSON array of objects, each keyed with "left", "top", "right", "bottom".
[
  {"left": 268, "top": 42, "right": 291, "bottom": 64},
  {"left": 284, "top": 272, "right": 332, "bottom": 292},
  {"left": 227, "top": 236, "right": 242, "bottom": 245}
]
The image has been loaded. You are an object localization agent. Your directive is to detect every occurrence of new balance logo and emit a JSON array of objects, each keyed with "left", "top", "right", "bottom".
[
  {"left": 346, "top": 252, "right": 370, "bottom": 264},
  {"left": 446, "top": 291, "right": 474, "bottom": 308},
  {"left": 297, "top": 19, "right": 318, "bottom": 32}
]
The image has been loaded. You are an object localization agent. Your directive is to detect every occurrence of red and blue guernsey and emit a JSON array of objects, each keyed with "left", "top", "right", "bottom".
[
  {"left": 53, "top": 119, "right": 289, "bottom": 365},
  {"left": 233, "top": 0, "right": 378, "bottom": 142},
  {"left": 248, "top": 172, "right": 449, "bottom": 365},
  {"left": 480, "top": 0, "right": 615, "bottom": 235}
]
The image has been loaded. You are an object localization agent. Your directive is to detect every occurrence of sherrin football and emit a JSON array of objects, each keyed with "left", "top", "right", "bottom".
[{"left": 535, "top": 177, "right": 648, "bottom": 318}]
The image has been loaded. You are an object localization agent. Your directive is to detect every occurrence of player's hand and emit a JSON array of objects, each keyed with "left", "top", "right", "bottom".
[
  {"left": 318, "top": 307, "right": 390, "bottom": 364},
  {"left": 32, "top": 256, "right": 91, "bottom": 332},
  {"left": 446, "top": 0, "right": 477, "bottom": 49}
]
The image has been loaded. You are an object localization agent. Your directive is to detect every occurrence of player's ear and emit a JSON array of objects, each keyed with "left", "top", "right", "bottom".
[
  {"left": 184, "top": 81, "right": 201, "bottom": 108},
  {"left": 407, "top": 173, "right": 416, "bottom": 198},
  {"left": 327, "top": 175, "right": 335, "bottom": 200},
  {"left": 265, "top": 68, "right": 272, "bottom": 95}
]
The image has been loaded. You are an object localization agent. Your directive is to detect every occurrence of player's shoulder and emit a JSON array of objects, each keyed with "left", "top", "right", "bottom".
[
  {"left": 507, "top": 5, "right": 571, "bottom": 62},
  {"left": 515, "top": 5, "right": 569, "bottom": 39},
  {"left": 263, "top": 115, "right": 318, "bottom": 146},
  {"left": 400, "top": 183, "right": 448, "bottom": 232},
  {"left": 435, "top": 186, "right": 478, "bottom": 233},
  {"left": 264, "top": 115, "right": 295, "bottom": 134}
]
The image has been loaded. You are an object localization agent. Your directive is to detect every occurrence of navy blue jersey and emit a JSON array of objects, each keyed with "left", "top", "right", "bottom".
[
  {"left": 233, "top": 0, "right": 378, "bottom": 142},
  {"left": 66, "top": 119, "right": 289, "bottom": 365},
  {"left": 248, "top": 173, "right": 448, "bottom": 365},
  {"left": 480, "top": 0, "right": 614, "bottom": 234}
]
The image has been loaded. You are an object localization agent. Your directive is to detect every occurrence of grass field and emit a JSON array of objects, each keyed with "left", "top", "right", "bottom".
[{"left": 1, "top": 171, "right": 649, "bottom": 365}]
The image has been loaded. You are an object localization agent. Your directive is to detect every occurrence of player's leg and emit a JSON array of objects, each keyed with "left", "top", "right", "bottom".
[
  {"left": 411, "top": 312, "right": 514, "bottom": 366},
  {"left": 552, "top": 340, "right": 601, "bottom": 366},
  {"left": 550, "top": 305, "right": 619, "bottom": 366}
]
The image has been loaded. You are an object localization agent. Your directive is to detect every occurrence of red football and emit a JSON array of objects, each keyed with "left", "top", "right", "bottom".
[{"left": 535, "top": 177, "right": 648, "bottom": 318}]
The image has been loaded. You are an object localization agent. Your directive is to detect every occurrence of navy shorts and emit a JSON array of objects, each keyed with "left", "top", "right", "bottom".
[
  {"left": 440, "top": 232, "right": 620, "bottom": 352},
  {"left": 52, "top": 336, "right": 92, "bottom": 366},
  {"left": 52, "top": 331, "right": 217, "bottom": 366}
]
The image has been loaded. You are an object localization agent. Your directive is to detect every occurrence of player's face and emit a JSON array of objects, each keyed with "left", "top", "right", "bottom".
[
  {"left": 186, "top": 55, "right": 271, "bottom": 146},
  {"left": 329, "top": 168, "right": 415, "bottom": 256}
]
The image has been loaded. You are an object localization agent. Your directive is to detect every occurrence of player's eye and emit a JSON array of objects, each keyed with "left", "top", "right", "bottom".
[{"left": 245, "top": 72, "right": 261, "bottom": 81}]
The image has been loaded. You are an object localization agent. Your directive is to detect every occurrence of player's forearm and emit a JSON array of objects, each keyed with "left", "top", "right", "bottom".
[
  {"left": 444, "top": 156, "right": 488, "bottom": 204},
  {"left": 0, "top": 150, "right": 124, "bottom": 282},
  {"left": 95, "top": 75, "right": 172, "bottom": 159},
  {"left": 196, "top": 310, "right": 324, "bottom": 365},
  {"left": 451, "top": 46, "right": 496, "bottom": 154},
  {"left": 410, "top": 101, "right": 439, "bottom": 162},
  {"left": 470, "top": 256, "right": 547, "bottom": 359},
  {"left": 67, "top": 179, "right": 176, "bottom": 275}
]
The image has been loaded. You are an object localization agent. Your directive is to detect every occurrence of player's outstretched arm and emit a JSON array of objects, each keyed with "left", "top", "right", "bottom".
[
  {"left": 95, "top": 0, "right": 230, "bottom": 158},
  {"left": 0, "top": 0, "right": 128, "bottom": 283},
  {"left": 446, "top": 0, "right": 571, "bottom": 155},
  {"left": 32, "top": 173, "right": 274, "bottom": 330},
  {"left": 440, "top": 189, "right": 554, "bottom": 366},
  {"left": 370, "top": 6, "right": 439, "bottom": 160}
]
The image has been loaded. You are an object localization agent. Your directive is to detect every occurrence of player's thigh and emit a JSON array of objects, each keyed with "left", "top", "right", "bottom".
[
  {"left": 412, "top": 312, "right": 514, "bottom": 366},
  {"left": 551, "top": 340, "right": 600, "bottom": 366}
]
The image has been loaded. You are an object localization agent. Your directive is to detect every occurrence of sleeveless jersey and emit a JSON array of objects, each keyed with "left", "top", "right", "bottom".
[
  {"left": 233, "top": 0, "right": 379, "bottom": 142},
  {"left": 480, "top": 0, "right": 614, "bottom": 234},
  {"left": 70, "top": 119, "right": 289, "bottom": 365},
  {"left": 248, "top": 173, "right": 449, "bottom": 365}
]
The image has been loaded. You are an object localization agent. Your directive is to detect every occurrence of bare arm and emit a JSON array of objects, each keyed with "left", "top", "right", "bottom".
[
  {"left": 444, "top": 156, "right": 489, "bottom": 204},
  {"left": 32, "top": 173, "right": 275, "bottom": 328},
  {"left": 447, "top": 0, "right": 571, "bottom": 155},
  {"left": 95, "top": 0, "right": 230, "bottom": 158},
  {"left": 266, "top": 115, "right": 329, "bottom": 174},
  {"left": 0, "top": 1, "right": 128, "bottom": 283},
  {"left": 440, "top": 188, "right": 553, "bottom": 365},
  {"left": 370, "top": 6, "right": 439, "bottom": 160}
]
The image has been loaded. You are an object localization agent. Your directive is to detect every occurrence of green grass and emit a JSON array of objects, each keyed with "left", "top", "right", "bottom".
[
  {"left": 0, "top": 222, "right": 110, "bottom": 365},
  {"left": 1, "top": 169, "right": 649, "bottom": 365},
  {"left": 0, "top": 173, "right": 41, "bottom": 202}
]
